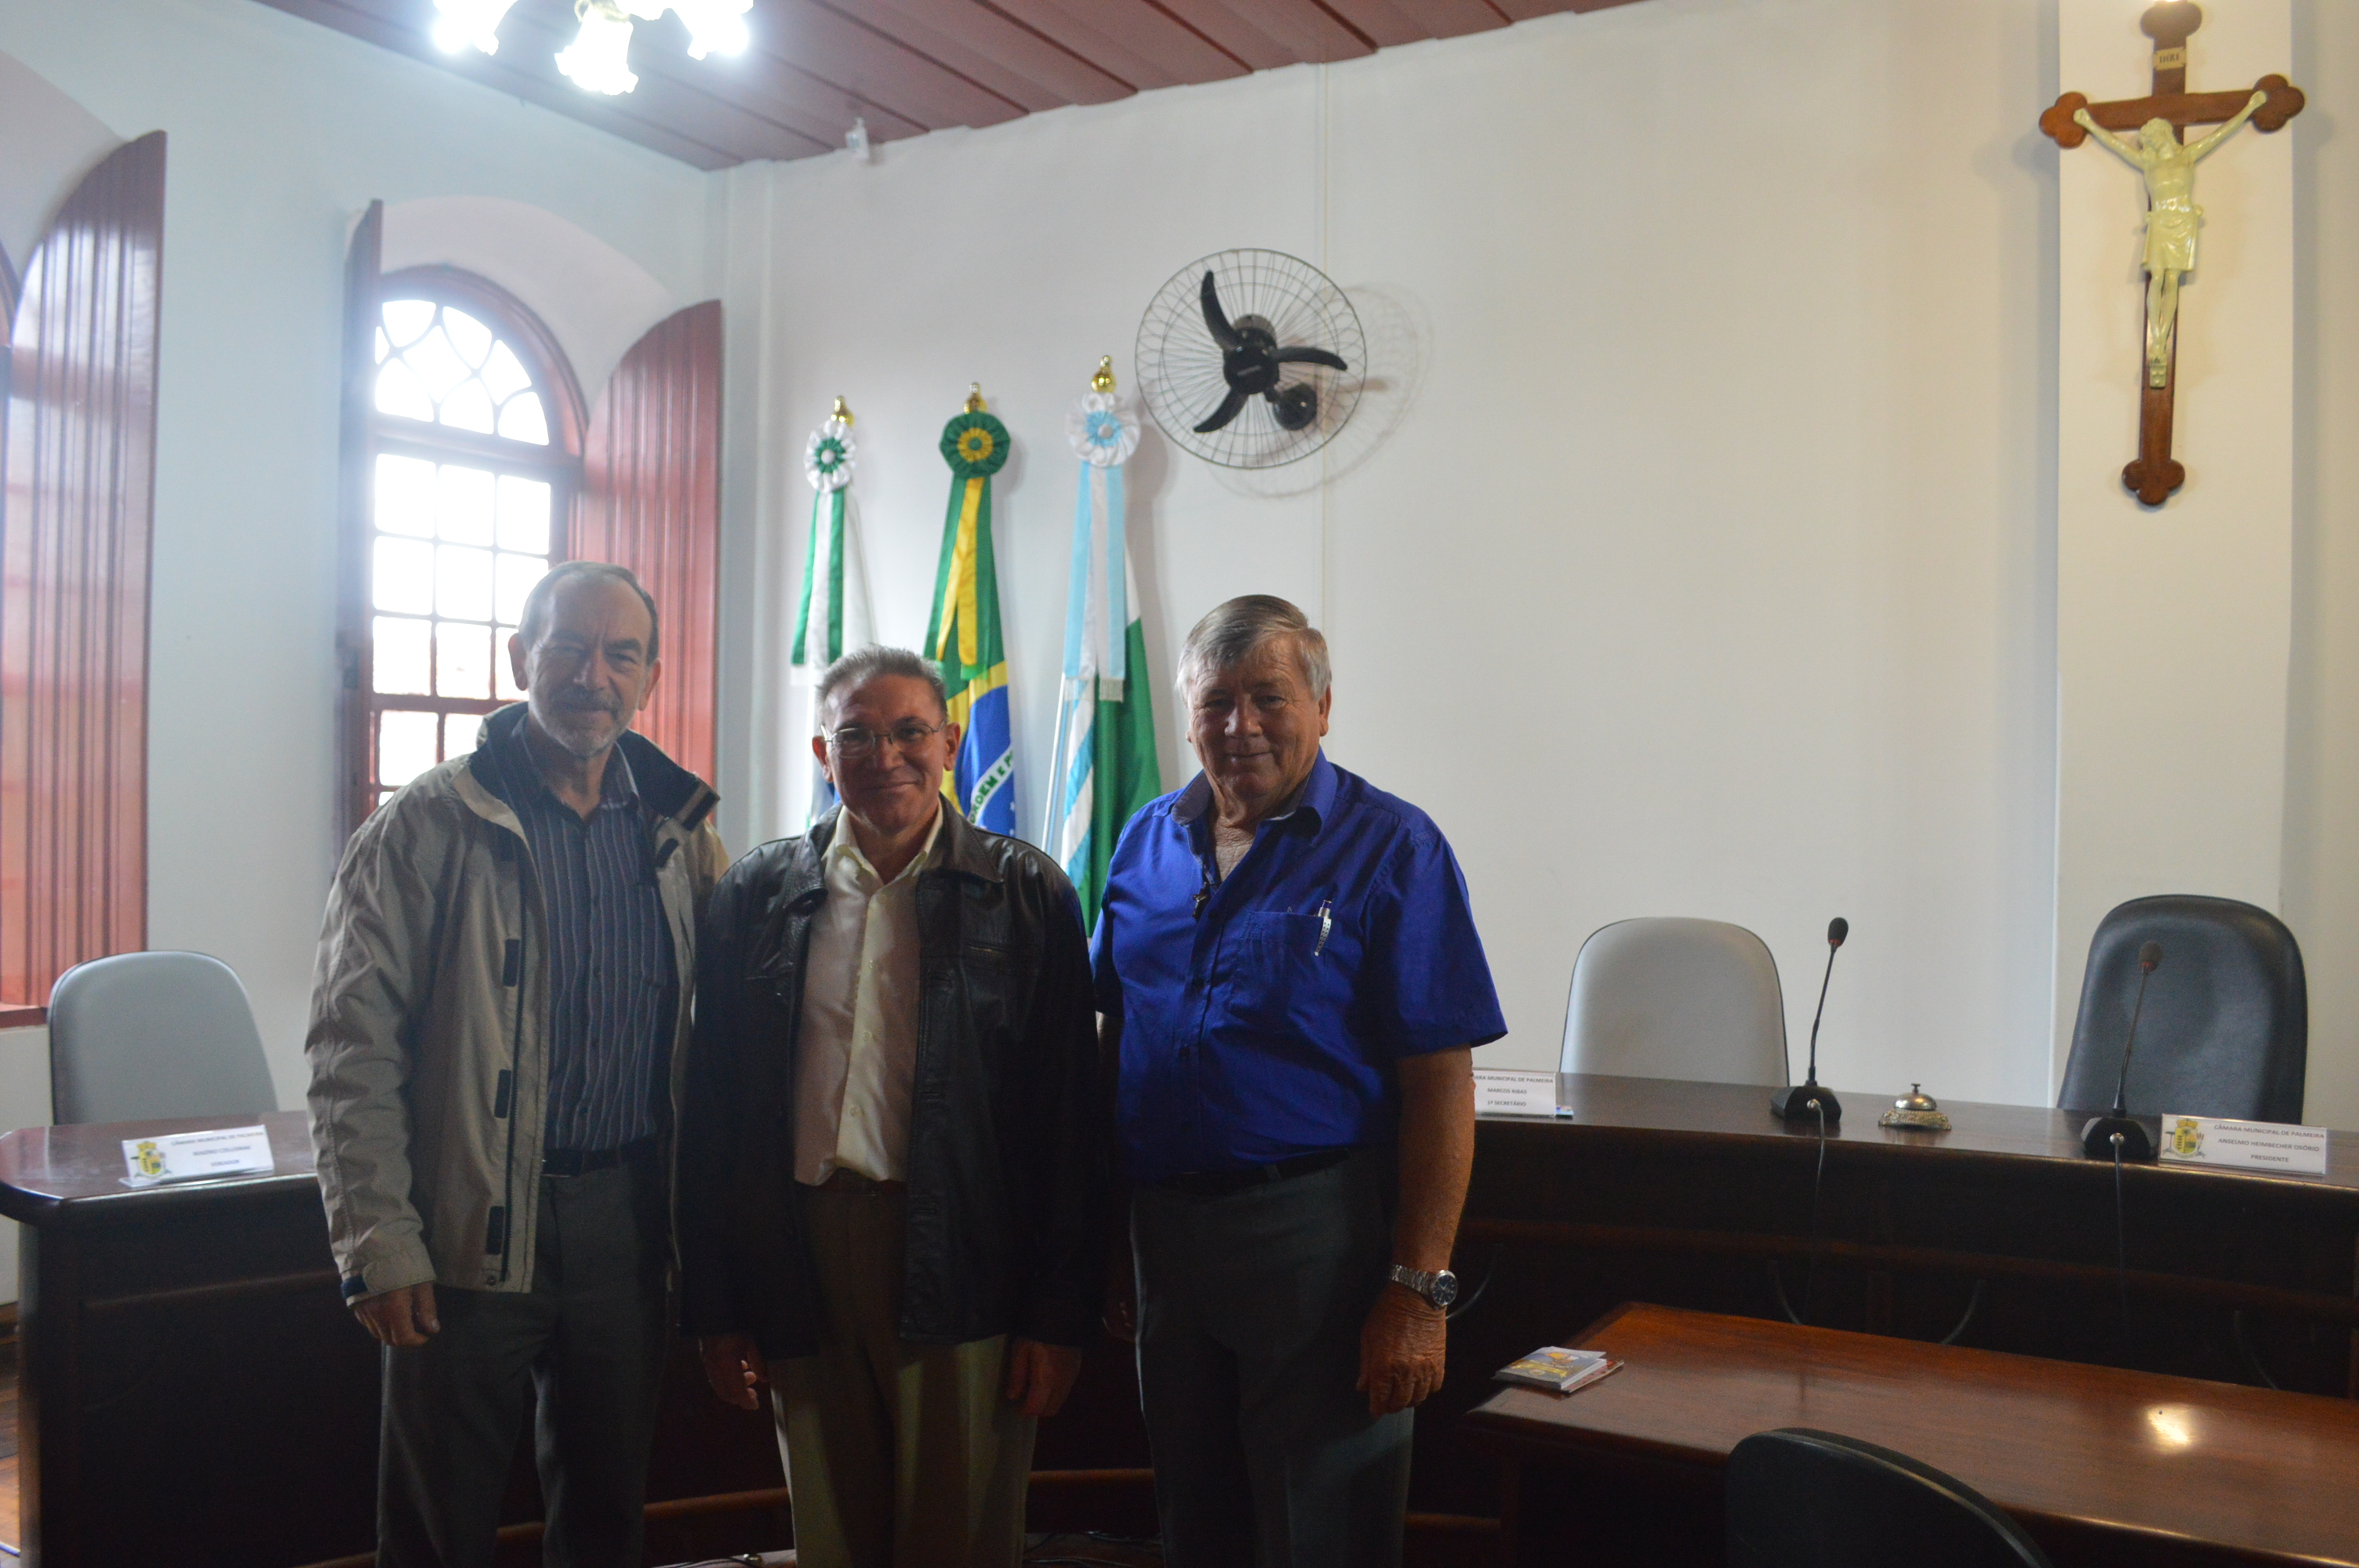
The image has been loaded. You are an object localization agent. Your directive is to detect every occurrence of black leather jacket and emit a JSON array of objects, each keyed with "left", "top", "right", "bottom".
[{"left": 677, "top": 806, "right": 1106, "bottom": 1354}]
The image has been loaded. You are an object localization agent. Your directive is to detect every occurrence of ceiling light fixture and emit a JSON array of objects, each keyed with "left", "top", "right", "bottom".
[
  {"left": 656, "top": 0, "right": 751, "bottom": 60},
  {"left": 436, "top": 0, "right": 750, "bottom": 96},
  {"left": 430, "top": 0, "right": 518, "bottom": 55},
  {"left": 554, "top": 0, "right": 640, "bottom": 95}
]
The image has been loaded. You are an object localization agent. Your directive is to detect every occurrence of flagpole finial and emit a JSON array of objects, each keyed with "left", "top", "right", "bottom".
[
  {"left": 965, "top": 383, "right": 987, "bottom": 413},
  {"left": 831, "top": 395, "right": 854, "bottom": 426},
  {"left": 1092, "top": 356, "right": 1116, "bottom": 393}
]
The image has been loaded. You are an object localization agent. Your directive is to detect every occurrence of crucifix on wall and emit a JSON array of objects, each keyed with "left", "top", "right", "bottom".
[{"left": 2039, "top": 2, "right": 2303, "bottom": 506}]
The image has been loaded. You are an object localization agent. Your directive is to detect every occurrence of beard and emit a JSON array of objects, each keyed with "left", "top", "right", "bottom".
[{"left": 534, "top": 693, "right": 631, "bottom": 759}]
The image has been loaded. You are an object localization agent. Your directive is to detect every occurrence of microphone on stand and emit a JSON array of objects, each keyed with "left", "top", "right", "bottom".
[
  {"left": 1772, "top": 918, "right": 1848, "bottom": 1124},
  {"left": 2081, "top": 941, "right": 2164, "bottom": 1160}
]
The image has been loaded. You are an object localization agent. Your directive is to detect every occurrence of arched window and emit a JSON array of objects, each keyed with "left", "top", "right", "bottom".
[{"left": 353, "top": 269, "right": 584, "bottom": 818}]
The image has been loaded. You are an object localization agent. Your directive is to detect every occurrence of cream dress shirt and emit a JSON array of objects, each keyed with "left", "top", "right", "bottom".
[{"left": 793, "top": 810, "right": 942, "bottom": 1185}]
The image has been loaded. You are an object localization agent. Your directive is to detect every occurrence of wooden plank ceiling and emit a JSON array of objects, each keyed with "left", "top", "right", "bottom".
[{"left": 255, "top": 0, "right": 1645, "bottom": 170}]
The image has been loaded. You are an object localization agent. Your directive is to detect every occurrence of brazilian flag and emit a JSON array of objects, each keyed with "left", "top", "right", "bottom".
[{"left": 927, "top": 405, "right": 1018, "bottom": 835}]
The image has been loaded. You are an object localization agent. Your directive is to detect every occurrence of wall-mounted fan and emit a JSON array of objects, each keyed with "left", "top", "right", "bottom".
[{"left": 1136, "top": 249, "right": 1366, "bottom": 470}]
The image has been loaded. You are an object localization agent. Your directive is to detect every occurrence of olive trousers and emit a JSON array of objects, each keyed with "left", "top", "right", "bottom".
[{"left": 770, "top": 1174, "right": 1037, "bottom": 1568}]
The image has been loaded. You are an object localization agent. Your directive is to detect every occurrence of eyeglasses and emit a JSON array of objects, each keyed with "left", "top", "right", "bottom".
[{"left": 828, "top": 721, "right": 948, "bottom": 757}]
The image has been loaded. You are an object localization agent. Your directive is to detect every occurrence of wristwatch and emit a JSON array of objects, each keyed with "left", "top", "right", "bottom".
[{"left": 1388, "top": 1263, "right": 1459, "bottom": 1310}]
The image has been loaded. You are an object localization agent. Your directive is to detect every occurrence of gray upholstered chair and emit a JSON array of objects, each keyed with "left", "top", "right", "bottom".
[
  {"left": 47, "top": 951, "right": 278, "bottom": 1125},
  {"left": 2057, "top": 895, "right": 2306, "bottom": 1124},
  {"left": 1560, "top": 916, "right": 1789, "bottom": 1086}
]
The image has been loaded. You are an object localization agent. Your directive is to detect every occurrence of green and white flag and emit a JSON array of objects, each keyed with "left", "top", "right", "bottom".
[
  {"left": 791, "top": 407, "right": 871, "bottom": 822},
  {"left": 1049, "top": 375, "right": 1161, "bottom": 926}
]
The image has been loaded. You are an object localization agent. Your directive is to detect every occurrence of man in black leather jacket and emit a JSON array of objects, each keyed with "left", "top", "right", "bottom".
[{"left": 678, "top": 646, "right": 1103, "bottom": 1568}]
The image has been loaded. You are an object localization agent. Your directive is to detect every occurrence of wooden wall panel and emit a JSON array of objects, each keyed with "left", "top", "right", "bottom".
[
  {"left": 334, "top": 202, "right": 381, "bottom": 844},
  {"left": 572, "top": 303, "right": 723, "bottom": 786},
  {"left": 0, "top": 132, "right": 165, "bottom": 1012}
]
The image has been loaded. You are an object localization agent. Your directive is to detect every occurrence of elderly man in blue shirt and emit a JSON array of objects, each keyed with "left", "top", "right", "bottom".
[{"left": 1094, "top": 594, "right": 1505, "bottom": 1568}]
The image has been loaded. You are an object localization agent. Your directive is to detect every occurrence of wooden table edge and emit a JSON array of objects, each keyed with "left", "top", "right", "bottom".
[{"left": 1461, "top": 1302, "right": 2359, "bottom": 1568}]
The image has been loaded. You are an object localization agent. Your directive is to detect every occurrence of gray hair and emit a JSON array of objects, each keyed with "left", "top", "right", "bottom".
[
  {"left": 518, "top": 561, "right": 661, "bottom": 662},
  {"left": 813, "top": 645, "right": 950, "bottom": 730},
  {"left": 1176, "top": 595, "right": 1331, "bottom": 702}
]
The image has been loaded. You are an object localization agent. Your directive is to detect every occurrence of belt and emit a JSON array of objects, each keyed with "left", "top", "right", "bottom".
[
  {"left": 1151, "top": 1146, "right": 1358, "bottom": 1199},
  {"left": 816, "top": 1167, "right": 907, "bottom": 1196},
  {"left": 543, "top": 1137, "right": 656, "bottom": 1178}
]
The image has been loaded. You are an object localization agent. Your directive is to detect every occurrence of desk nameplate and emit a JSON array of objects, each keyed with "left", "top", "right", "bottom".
[{"left": 2159, "top": 1113, "right": 2328, "bottom": 1174}]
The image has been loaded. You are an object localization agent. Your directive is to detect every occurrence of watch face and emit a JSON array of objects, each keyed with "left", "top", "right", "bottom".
[{"left": 1430, "top": 1271, "right": 1459, "bottom": 1308}]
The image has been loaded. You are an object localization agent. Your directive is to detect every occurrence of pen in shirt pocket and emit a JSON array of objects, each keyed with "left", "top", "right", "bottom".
[{"left": 1315, "top": 898, "right": 1332, "bottom": 956}]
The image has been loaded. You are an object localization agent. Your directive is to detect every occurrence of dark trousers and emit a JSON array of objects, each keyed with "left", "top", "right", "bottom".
[
  {"left": 1132, "top": 1148, "right": 1413, "bottom": 1568},
  {"left": 377, "top": 1154, "right": 667, "bottom": 1568}
]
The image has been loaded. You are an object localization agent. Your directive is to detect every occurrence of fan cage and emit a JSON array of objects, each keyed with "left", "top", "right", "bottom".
[{"left": 1136, "top": 249, "right": 1366, "bottom": 470}]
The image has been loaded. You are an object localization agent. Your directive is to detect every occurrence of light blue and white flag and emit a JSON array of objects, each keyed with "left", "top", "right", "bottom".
[
  {"left": 791, "top": 409, "right": 871, "bottom": 824},
  {"left": 1049, "top": 375, "right": 1161, "bottom": 926}
]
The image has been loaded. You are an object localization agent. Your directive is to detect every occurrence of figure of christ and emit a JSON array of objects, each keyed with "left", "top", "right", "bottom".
[{"left": 2074, "top": 89, "right": 2266, "bottom": 388}]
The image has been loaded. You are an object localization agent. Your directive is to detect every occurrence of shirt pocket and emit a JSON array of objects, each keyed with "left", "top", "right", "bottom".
[{"left": 1222, "top": 910, "right": 1325, "bottom": 1030}]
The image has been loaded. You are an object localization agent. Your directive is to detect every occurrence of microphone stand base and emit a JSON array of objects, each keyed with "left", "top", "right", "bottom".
[
  {"left": 1770, "top": 1083, "right": 1842, "bottom": 1125},
  {"left": 2081, "top": 1113, "right": 2160, "bottom": 1161}
]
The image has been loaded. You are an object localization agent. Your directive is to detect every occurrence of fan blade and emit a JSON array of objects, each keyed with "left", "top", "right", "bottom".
[
  {"left": 1193, "top": 384, "right": 1251, "bottom": 434},
  {"left": 1270, "top": 347, "right": 1348, "bottom": 372},
  {"left": 1200, "top": 272, "right": 1242, "bottom": 350}
]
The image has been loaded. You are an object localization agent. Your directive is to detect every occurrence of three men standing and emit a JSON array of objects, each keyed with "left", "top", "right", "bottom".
[
  {"left": 309, "top": 580, "right": 1492, "bottom": 1568},
  {"left": 1094, "top": 595, "right": 1504, "bottom": 1568},
  {"left": 678, "top": 646, "right": 1103, "bottom": 1568},
  {"left": 307, "top": 562, "right": 726, "bottom": 1568}
]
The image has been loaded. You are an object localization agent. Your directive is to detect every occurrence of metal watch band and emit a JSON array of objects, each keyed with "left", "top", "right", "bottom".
[{"left": 1389, "top": 1263, "right": 1455, "bottom": 1308}]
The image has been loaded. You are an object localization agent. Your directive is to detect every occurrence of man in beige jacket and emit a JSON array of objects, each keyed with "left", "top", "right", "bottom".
[{"left": 307, "top": 561, "right": 725, "bottom": 1568}]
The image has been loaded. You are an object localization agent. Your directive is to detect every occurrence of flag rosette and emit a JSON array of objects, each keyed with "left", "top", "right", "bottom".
[
  {"left": 805, "top": 419, "right": 854, "bottom": 492},
  {"left": 1066, "top": 392, "right": 1140, "bottom": 468},
  {"left": 941, "top": 411, "right": 1011, "bottom": 478}
]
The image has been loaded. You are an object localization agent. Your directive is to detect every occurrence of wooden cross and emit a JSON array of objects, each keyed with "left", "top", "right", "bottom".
[{"left": 2039, "top": 2, "right": 2303, "bottom": 506}]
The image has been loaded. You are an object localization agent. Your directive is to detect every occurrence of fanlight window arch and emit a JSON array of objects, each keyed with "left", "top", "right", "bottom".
[
  {"left": 362, "top": 278, "right": 580, "bottom": 814},
  {"left": 376, "top": 298, "right": 550, "bottom": 445}
]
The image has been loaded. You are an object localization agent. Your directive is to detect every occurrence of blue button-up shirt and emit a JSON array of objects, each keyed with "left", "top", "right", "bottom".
[{"left": 1092, "top": 752, "right": 1505, "bottom": 1184}]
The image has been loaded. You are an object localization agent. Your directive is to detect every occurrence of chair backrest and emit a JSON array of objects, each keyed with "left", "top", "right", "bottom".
[
  {"left": 1561, "top": 916, "right": 1787, "bottom": 1085},
  {"left": 2056, "top": 895, "right": 2306, "bottom": 1123},
  {"left": 1727, "top": 1428, "right": 2053, "bottom": 1568},
  {"left": 48, "top": 951, "right": 279, "bottom": 1125}
]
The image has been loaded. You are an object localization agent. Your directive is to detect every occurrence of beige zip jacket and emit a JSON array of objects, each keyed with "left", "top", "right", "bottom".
[{"left": 306, "top": 706, "right": 725, "bottom": 1302}]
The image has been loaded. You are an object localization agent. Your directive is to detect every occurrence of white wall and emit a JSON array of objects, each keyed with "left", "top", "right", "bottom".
[
  {"left": 0, "top": 49, "right": 118, "bottom": 279},
  {"left": 2284, "top": 0, "right": 2359, "bottom": 1130},
  {"left": 0, "top": 0, "right": 722, "bottom": 1295},
  {"left": 720, "top": 0, "right": 2067, "bottom": 1106}
]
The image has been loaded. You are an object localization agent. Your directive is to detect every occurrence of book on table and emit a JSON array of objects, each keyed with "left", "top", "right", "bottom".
[{"left": 1496, "top": 1346, "right": 1621, "bottom": 1396}]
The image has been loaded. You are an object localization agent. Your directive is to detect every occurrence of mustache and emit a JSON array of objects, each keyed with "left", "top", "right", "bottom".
[{"left": 550, "top": 693, "right": 623, "bottom": 717}]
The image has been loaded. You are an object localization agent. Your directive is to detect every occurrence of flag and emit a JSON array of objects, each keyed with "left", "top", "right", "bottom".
[
  {"left": 927, "top": 398, "right": 1018, "bottom": 835},
  {"left": 791, "top": 409, "right": 871, "bottom": 823},
  {"left": 1049, "top": 375, "right": 1161, "bottom": 924}
]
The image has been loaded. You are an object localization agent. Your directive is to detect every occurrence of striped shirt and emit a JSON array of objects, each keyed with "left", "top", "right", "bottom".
[{"left": 489, "top": 723, "right": 675, "bottom": 1152}]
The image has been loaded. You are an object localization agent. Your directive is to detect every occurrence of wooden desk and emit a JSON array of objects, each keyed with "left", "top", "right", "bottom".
[
  {"left": 0, "top": 1110, "right": 785, "bottom": 1567},
  {"left": 1410, "top": 1076, "right": 2359, "bottom": 1520},
  {"left": 1462, "top": 1302, "right": 2359, "bottom": 1568}
]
